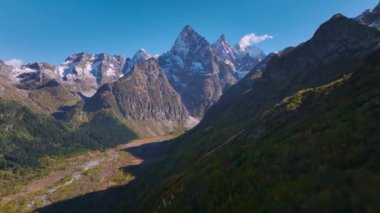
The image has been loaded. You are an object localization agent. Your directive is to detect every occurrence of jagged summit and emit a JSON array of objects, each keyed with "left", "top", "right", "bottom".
[
  {"left": 211, "top": 34, "right": 237, "bottom": 64},
  {"left": 356, "top": 2, "right": 380, "bottom": 29},
  {"left": 2, "top": 24, "right": 266, "bottom": 120},
  {"left": 217, "top": 34, "right": 227, "bottom": 43},
  {"left": 57, "top": 52, "right": 127, "bottom": 95},
  {"left": 170, "top": 25, "right": 209, "bottom": 56},
  {"left": 213, "top": 34, "right": 231, "bottom": 47},
  {"left": 158, "top": 26, "right": 266, "bottom": 116},
  {"left": 182, "top": 24, "right": 194, "bottom": 32},
  {"left": 122, "top": 49, "right": 153, "bottom": 74},
  {"left": 213, "top": 34, "right": 233, "bottom": 49},
  {"left": 131, "top": 49, "right": 151, "bottom": 64},
  {"left": 24, "top": 62, "right": 56, "bottom": 71},
  {"left": 64, "top": 52, "right": 92, "bottom": 63}
]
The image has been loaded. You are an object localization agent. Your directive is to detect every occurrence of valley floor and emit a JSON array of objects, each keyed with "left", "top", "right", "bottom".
[{"left": 0, "top": 135, "right": 172, "bottom": 213}]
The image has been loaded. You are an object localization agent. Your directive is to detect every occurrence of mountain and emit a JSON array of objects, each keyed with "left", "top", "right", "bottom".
[
  {"left": 211, "top": 34, "right": 265, "bottom": 79},
  {"left": 159, "top": 26, "right": 264, "bottom": 117},
  {"left": 1, "top": 25, "right": 265, "bottom": 122},
  {"left": 1, "top": 26, "right": 264, "bottom": 121},
  {"left": 38, "top": 8, "right": 380, "bottom": 212},
  {"left": 135, "top": 48, "right": 380, "bottom": 213},
  {"left": 84, "top": 58, "right": 193, "bottom": 136},
  {"left": 1, "top": 53, "right": 130, "bottom": 113},
  {"left": 129, "top": 13, "right": 380, "bottom": 212},
  {"left": 59, "top": 53, "right": 128, "bottom": 96},
  {"left": 357, "top": 2, "right": 380, "bottom": 28},
  {"left": 0, "top": 62, "right": 45, "bottom": 113},
  {"left": 0, "top": 61, "right": 80, "bottom": 114},
  {"left": 6, "top": 53, "right": 129, "bottom": 97},
  {"left": 158, "top": 25, "right": 226, "bottom": 118},
  {"left": 211, "top": 34, "right": 238, "bottom": 65}
]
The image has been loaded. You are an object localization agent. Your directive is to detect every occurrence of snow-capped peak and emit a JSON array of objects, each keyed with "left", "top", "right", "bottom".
[
  {"left": 64, "top": 52, "right": 93, "bottom": 64},
  {"left": 3, "top": 59, "right": 24, "bottom": 68},
  {"left": 356, "top": 2, "right": 380, "bottom": 29},
  {"left": 213, "top": 34, "right": 233, "bottom": 50},
  {"left": 216, "top": 34, "right": 227, "bottom": 44},
  {"left": 57, "top": 52, "right": 127, "bottom": 90},
  {"left": 123, "top": 49, "right": 154, "bottom": 74},
  {"left": 211, "top": 34, "right": 238, "bottom": 63},
  {"left": 170, "top": 25, "right": 209, "bottom": 57},
  {"left": 131, "top": 49, "right": 152, "bottom": 64},
  {"left": 235, "top": 43, "right": 265, "bottom": 59}
]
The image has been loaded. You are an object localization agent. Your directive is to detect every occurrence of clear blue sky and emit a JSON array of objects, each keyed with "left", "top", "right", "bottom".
[{"left": 0, "top": 0, "right": 377, "bottom": 65}]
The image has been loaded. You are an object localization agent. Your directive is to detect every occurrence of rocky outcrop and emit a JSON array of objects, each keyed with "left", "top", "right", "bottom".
[
  {"left": 357, "top": 2, "right": 380, "bottom": 29},
  {"left": 85, "top": 58, "right": 189, "bottom": 125},
  {"left": 158, "top": 25, "right": 261, "bottom": 118}
]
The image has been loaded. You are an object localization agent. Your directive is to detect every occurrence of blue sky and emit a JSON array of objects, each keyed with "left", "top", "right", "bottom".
[{"left": 0, "top": 0, "right": 377, "bottom": 65}]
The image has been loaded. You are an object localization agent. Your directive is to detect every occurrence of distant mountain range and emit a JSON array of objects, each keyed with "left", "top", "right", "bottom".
[{"left": 0, "top": 26, "right": 264, "bottom": 136}]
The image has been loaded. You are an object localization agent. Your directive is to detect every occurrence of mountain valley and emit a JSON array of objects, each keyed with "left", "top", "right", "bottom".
[{"left": 1, "top": 2, "right": 380, "bottom": 213}]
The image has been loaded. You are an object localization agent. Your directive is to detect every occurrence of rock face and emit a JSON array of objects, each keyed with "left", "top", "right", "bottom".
[
  {"left": 59, "top": 53, "right": 128, "bottom": 96},
  {"left": 85, "top": 58, "right": 189, "bottom": 125},
  {"left": 5, "top": 53, "right": 129, "bottom": 97},
  {"left": 159, "top": 26, "right": 263, "bottom": 117},
  {"left": 15, "top": 63, "right": 59, "bottom": 89},
  {"left": 130, "top": 49, "right": 153, "bottom": 67},
  {"left": 158, "top": 26, "right": 225, "bottom": 117},
  {"left": 211, "top": 34, "right": 264, "bottom": 79},
  {"left": 357, "top": 2, "right": 380, "bottom": 29},
  {"left": 0, "top": 62, "right": 80, "bottom": 114}
]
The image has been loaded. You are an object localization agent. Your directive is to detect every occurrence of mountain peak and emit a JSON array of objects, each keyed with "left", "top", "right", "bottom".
[
  {"left": 124, "top": 49, "right": 153, "bottom": 74},
  {"left": 212, "top": 34, "right": 231, "bottom": 48},
  {"left": 217, "top": 34, "right": 226, "bottom": 43},
  {"left": 331, "top": 13, "right": 346, "bottom": 20},
  {"left": 171, "top": 25, "right": 209, "bottom": 56},
  {"left": 64, "top": 52, "right": 93, "bottom": 63},
  {"left": 375, "top": 2, "right": 380, "bottom": 10},
  {"left": 176, "top": 25, "right": 199, "bottom": 40},
  {"left": 211, "top": 34, "right": 236, "bottom": 60},
  {"left": 132, "top": 49, "right": 151, "bottom": 63},
  {"left": 182, "top": 25, "right": 194, "bottom": 32},
  {"left": 356, "top": 2, "right": 380, "bottom": 29},
  {"left": 315, "top": 13, "right": 355, "bottom": 39}
]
